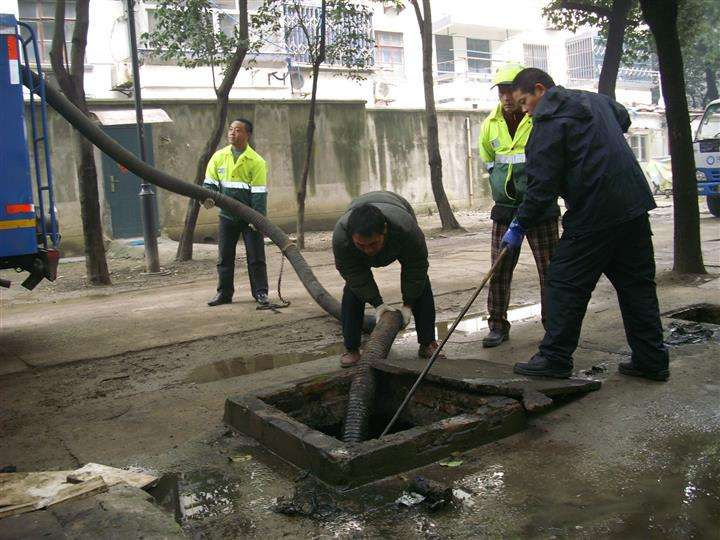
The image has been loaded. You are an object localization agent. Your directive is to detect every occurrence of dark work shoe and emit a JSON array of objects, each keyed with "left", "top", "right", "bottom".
[
  {"left": 483, "top": 329, "right": 509, "bottom": 348},
  {"left": 513, "top": 354, "right": 573, "bottom": 379},
  {"left": 618, "top": 362, "right": 669, "bottom": 382},
  {"left": 255, "top": 292, "right": 270, "bottom": 306},
  {"left": 418, "top": 341, "right": 447, "bottom": 360},
  {"left": 208, "top": 293, "right": 232, "bottom": 306}
]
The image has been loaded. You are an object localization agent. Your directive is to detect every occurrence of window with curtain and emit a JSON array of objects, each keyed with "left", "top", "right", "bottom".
[
  {"left": 18, "top": 0, "right": 76, "bottom": 65},
  {"left": 628, "top": 134, "right": 648, "bottom": 162},
  {"left": 375, "top": 31, "right": 403, "bottom": 70}
]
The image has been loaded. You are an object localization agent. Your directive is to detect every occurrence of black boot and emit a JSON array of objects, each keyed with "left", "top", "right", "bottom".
[
  {"left": 513, "top": 353, "right": 572, "bottom": 379},
  {"left": 483, "top": 328, "right": 509, "bottom": 348},
  {"left": 208, "top": 292, "right": 232, "bottom": 306},
  {"left": 618, "top": 362, "right": 669, "bottom": 381}
]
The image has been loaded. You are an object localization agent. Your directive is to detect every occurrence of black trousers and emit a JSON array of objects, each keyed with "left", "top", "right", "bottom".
[
  {"left": 539, "top": 213, "right": 668, "bottom": 372},
  {"left": 217, "top": 216, "right": 268, "bottom": 299},
  {"left": 341, "top": 279, "right": 437, "bottom": 351}
]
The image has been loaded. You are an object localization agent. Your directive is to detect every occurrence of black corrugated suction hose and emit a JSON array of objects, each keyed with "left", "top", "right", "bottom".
[
  {"left": 342, "top": 310, "right": 404, "bottom": 443},
  {"left": 25, "top": 69, "right": 374, "bottom": 332}
]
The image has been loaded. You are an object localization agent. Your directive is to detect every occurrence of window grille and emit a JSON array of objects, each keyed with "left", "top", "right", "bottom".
[
  {"left": 523, "top": 43, "right": 548, "bottom": 72},
  {"left": 283, "top": 3, "right": 373, "bottom": 66},
  {"left": 565, "top": 35, "right": 595, "bottom": 81}
]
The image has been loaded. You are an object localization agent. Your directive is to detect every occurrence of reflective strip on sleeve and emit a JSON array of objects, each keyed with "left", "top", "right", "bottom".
[
  {"left": 223, "top": 181, "right": 250, "bottom": 189},
  {"left": 251, "top": 185, "right": 267, "bottom": 193},
  {"left": 203, "top": 178, "right": 219, "bottom": 186},
  {"left": 495, "top": 154, "right": 526, "bottom": 164},
  {"left": 485, "top": 162, "right": 495, "bottom": 171}
]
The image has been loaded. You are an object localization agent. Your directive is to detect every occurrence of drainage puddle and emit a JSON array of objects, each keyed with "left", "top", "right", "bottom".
[
  {"left": 187, "top": 343, "right": 346, "bottom": 383},
  {"left": 149, "top": 470, "right": 244, "bottom": 524},
  {"left": 189, "top": 304, "right": 542, "bottom": 383},
  {"left": 403, "top": 303, "right": 541, "bottom": 343}
]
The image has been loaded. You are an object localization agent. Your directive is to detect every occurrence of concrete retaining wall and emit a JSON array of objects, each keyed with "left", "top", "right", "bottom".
[{"left": 32, "top": 99, "right": 491, "bottom": 254}]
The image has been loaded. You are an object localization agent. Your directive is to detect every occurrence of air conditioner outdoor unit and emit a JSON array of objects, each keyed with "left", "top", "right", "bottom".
[
  {"left": 289, "top": 68, "right": 310, "bottom": 96},
  {"left": 374, "top": 81, "right": 396, "bottom": 104},
  {"left": 111, "top": 62, "right": 133, "bottom": 92}
]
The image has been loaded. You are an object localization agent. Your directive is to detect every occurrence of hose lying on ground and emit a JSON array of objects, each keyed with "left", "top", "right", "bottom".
[
  {"left": 25, "top": 69, "right": 374, "bottom": 332},
  {"left": 343, "top": 310, "right": 404, "bottom": 443}
]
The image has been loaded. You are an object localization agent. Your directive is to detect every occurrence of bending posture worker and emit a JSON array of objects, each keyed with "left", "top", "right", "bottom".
[
  {"left": 505, "top": 68, "right": 669, "bottom": 381},
  {"left": 332, "top": 191, "right": 443, "bottom": 368},
  {"left": 203, "top": 118, "right": 270, "bottom": 307},
  {"left": 479, "top": 63, "right": 560, "bottom": 348}
]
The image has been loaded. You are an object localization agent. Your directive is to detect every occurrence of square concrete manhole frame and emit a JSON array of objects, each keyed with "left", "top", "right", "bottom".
[{"left": 224, "top": 363, "right": 600, "bottom": 488}]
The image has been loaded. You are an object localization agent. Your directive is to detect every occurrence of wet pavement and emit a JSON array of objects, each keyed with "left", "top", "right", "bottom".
[{"left": 1, "top": 207, "right": 719, "bottom": 538}]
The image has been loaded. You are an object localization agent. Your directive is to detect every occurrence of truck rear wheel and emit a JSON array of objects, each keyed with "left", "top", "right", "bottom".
[{"left": 708, "top": 196, "right": 720, "bottom": 217}]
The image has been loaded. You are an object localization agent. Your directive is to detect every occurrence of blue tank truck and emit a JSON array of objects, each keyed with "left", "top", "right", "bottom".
[
  {"left": 695, "top": 99, "right": 720, "bottom": 217},
  {"left": 0, "top": 13, "right": 60, "bottom": 290}
]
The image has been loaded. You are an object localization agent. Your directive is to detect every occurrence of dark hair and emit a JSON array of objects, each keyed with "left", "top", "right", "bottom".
[
  {"left": 347, "top": 204, "right": 386, "bottom": 238},
  {"left": 512, "top": 68, "right": 556, "bottom": 94},
  {"left": 232, "top": 117, "right": 253, "bottom": 135}
]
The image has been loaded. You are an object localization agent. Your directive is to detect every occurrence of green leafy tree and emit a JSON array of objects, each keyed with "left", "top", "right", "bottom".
[
  {"left": 252, "top": 0, "right": 375, "bottom": 249},
  {"left": 545, "top": 0, "right": 719, "bottom": 108},
  {"left": 641, "top": 0, "right": 705, "bottom": 274},
  {"left": 676, "top": 0, "right": 720, "bottom": 108},
  {"left": 543, "top": 0, "right": 643, "bottom": 99},
  {"left": 143, "top": 0, "right": 249, "bottom": 261},
  {"left": 49, "top": 0, "right": 111, "bottom": 284}
]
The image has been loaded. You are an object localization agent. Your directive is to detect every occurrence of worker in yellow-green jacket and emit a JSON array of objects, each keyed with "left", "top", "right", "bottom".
[
  {"left": 478, "top": 63, "right": 560, "bottom": 347},
  {"left": 202, "top": 118, "right": 269, "bottom": 307}
]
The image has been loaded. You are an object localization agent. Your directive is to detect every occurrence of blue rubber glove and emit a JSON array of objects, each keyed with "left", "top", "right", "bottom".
[{"left": 500, "top": 219, "right": 525, "bottom": 253}]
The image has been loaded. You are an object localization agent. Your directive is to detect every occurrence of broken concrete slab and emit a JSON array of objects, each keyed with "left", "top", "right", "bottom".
[
  {"left": 375, "top": 362, "right": 601, "bottom": 412},
  {"left": 0, "top": 484, "right": 183, "bottom": 540}
]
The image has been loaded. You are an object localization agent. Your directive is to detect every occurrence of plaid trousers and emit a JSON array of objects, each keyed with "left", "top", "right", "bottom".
[{"left": 488, "top": 219, "right": 559, "bottom": 333}]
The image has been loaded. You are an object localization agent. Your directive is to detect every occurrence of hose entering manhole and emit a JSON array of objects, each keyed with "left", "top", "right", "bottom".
[
  {"left": 342, "top": 310, "right": 404, "bottom": 443},
  {"left": 26, "top": 70, "right": 373, "bottom": 332}
]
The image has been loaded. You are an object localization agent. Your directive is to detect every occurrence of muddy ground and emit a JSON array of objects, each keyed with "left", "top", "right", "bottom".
[{"left": 1, "top": 203, "right": 719, "bottom": 538}]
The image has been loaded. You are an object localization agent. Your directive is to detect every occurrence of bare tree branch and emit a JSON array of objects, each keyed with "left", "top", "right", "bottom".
[
  {"left": 410, "top": 0, "right": 424, "bottom": 28},
  {"left": 69, "top": 0, "right": 89, "bottom": 91}
]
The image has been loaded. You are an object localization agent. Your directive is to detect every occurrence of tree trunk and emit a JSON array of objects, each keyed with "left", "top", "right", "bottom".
[
  {"left": 641, "top": 0, "right": 705, "bottom": 274},
  {"left": 705, "top": 64, "right": 719, "bottom": 106},
  {"left": 597, "top": 0, "right": 632, "bottom": 99},
  {"left": 175, "top": 96, "right": 233, "bottom": 261},
  {"left": 296, "top": 62, "right": 321, "bottom": 250},
  {"left": 50, "top": 0, "right": 110, "bottom": 284},
  {"left": 295, "top": 0, "right": 326, "bottom": 250},
  {"left": 76, "top": 136, "right": 110, "bottom": 283},
  {"left": 413, "top": 0, "right": 460, "bottom": 230},
  {"left": 175, "top": 0, "right": 249, "bottom": 261}
]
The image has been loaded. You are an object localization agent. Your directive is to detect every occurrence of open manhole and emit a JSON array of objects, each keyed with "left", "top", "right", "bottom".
[
  {"left": 224, "top": 364, "right": 599, "bottom": 488},
  {"left": 665, "top": 304, "right": 720, "bottom": 325}
]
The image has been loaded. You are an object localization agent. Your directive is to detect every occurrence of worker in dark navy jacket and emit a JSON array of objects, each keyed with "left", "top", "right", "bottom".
[{"left": 502, "top": 67, "right": 669, "bottom": 381}]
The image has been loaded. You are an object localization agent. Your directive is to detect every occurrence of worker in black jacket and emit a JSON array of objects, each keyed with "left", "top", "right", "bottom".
[
  {"left": 503, "top": 68, "right": 669, "bottom": 381},
  {"left": 332, "top": 191, "right": 442, "bottom": 368}
]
